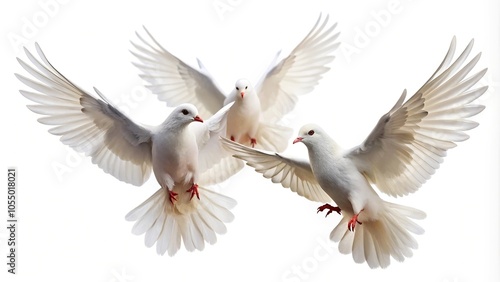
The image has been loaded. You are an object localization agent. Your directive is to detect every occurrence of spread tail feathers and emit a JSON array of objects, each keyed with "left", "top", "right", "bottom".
[
  {"left": 330, "top": 201, "right": 426, "bottom": 268},
  {"left": 125, "top": 185, "right": 237, "bottom": 256}
]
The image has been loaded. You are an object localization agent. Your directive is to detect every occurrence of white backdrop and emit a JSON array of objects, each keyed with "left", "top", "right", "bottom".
[{"left": 1, "top": 1, "right": 499, "bottom": 281}]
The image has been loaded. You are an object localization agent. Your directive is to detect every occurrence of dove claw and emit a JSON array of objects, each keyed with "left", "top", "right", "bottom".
[
  {"left": 348, "top": 212, "right": 362, "bottom": 232},
  {"left": 169, "top": 191, "right": 178, "bottom": 205},
  {"left": 250, "top": 138, "right": 257, "bottom": 148},
  {"left": 317, "top": 203, "right": 341, "bottom": 217},
  {"left": 186, "top": 183, "right": 200, "bottom": 200}
]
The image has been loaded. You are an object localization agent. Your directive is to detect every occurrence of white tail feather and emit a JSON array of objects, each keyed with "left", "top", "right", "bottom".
[
  {"left": 126, "top": 185, "right": 236, "bottom": 256},
  {"left": 330, "top": 201, "right": 425, "bottom": 268}
]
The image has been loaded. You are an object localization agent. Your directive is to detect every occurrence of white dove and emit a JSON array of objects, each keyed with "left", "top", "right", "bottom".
[
  {"left": 130, "top": 13, "right": 340, "bottom": 152},
  {"left": 15, "top": 43, "right": 239, "bottom": 256},
  {"left": 221, "top": 37, "right": 487, "bottom": 268}
]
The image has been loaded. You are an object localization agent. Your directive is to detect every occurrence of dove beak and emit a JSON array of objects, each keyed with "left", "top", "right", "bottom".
[
  {"left": 240, "top": 92, "right": 245, "bottom": 98},
  {"left": 193, "top": 115, "right": 203, "bottom": 123},
  {"left": 293, "top": 137, "right": 303, "bottom": 144}
]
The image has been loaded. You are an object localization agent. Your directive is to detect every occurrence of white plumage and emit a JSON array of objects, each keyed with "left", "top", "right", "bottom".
[
  {"left": 130, "top": 13, "right": 340, "bottom": 153},
  {"left": 16, "top": 43, "right": 240, "bottom": 256},
  {"left": 221, "top": 37, "right": 487, "bottom": 268}
]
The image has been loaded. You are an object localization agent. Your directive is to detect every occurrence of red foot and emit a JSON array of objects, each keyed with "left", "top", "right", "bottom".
[
  {"left": 348, "top": 213, "right": 362, "bottom": 232},
  {"left": 230, "top": 136, "right": 235, "bottom": 141},
  {"left": 169, "top": 190, "right": 178, "bottom": 205},
  {"left": 186, "top": 183, "right": 200, "bottom": 200},
  {"left": 317, "top": 204, "right": 341, "bottom": 217},
  {"left": 250, "top": 138, "right": 257, "bottom": 148}
]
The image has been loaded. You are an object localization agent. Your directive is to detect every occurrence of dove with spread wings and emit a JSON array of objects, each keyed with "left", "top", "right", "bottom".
[
  {"left": 221, "top": 37, "right": 487, "bottom": 268},
  {"left": 16, "top": 44, "right": 241, "bottom": 256},
  {"left": 130, "top": 14, "right": 340, "bottom": 154}
]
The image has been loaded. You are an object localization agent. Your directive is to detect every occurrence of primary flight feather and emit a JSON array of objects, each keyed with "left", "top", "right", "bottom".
[{"left": 221, "top": 37, "right": 487, "bottom": 268}]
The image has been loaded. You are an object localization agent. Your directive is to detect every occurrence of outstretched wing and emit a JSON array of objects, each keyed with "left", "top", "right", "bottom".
[
  {"left": 346, "top": 37, "right": 488, "bottom": 197},
  {"left": 255, "top": 13, "right": 340, "bottom": 122},
  {"left": 220, "top": 137, "right": 331, "bottom": 203},
  {"left": 16, "top": 43, "right": 154, "bottom": 186},
  {"left": 192, "top": 102, "right": 244, "bottom": 185},
  {"left": 131, "top": 26, "right": 226, "bottom": 117}
]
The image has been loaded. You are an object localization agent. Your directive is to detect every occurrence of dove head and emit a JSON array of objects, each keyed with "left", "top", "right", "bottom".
[
  {"left": 294, "top": 124, "right": 341, "bottom": 154},
  {"left": 166, "top": 103, "right": 203, "bottom": 127},
  {"left": 234, "top": 78, "right": 253, "bottom": 99},
  {"left": 293, "top": 124, "right": 325, "bottom": 146}
]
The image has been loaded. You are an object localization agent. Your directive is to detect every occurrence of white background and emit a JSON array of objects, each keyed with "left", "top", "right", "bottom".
[{"left": 1, "top": 0, "right": 499, "bottom": 281}]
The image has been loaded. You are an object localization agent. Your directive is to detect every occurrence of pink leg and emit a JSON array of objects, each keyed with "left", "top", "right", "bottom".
[
  {"left": 250, "top": 138, "right": 257, "bottom": 148},
  {"left": 348, "top": 211, "right": 363, "bottom": 232},
  {"left": 317, "top": 203, "right": 341, "bottom": 217},
  {"left": 186, "top": 183, "right": 200, "bottom": 200},
  {"left": 169, "top": 190, "right": 178, "bottom": 205}
]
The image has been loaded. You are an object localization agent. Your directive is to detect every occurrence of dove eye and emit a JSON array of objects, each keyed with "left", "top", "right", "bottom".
[
  {"left": 236, "top": 87, "right": 239, "bottom": 90},
  {"left": 245, "top": 86, "right": 248, "bottom": 89},
  {"left": 307, "top": 130, "right": 315, "bottom": 136},
  {"left": 181, "top": 109, "right": 189, "bottom": 115}
]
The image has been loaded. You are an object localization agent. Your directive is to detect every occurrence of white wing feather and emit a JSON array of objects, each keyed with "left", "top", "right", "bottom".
[
  {"left": 346, "top": 37, "right": 487, "bottom": 197},
  {"left": 191, "top": 102, "right": 244, "bottom": 184},
  {"left": 220, "top": 137, "right": 331, "bottom": 203},
  {"left": 131, "top": 26, "right": 226, "bottom": 117},
  {"left": 16, "top": 44, "right": 153, "bottom": 186},
  {"left": 255, "top": 13, "right": 340, "bottom": 122}
]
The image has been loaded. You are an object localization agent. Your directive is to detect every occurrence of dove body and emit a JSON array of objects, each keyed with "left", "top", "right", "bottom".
[
  {"left": 152, "top": 112, "right": 200, "bottom": 189},
  {"left": 299, "top": 130, "right": 383, "bottom": 219},
  {"left": 225, "top": 79, "right": 261, "bottom": 146}
]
